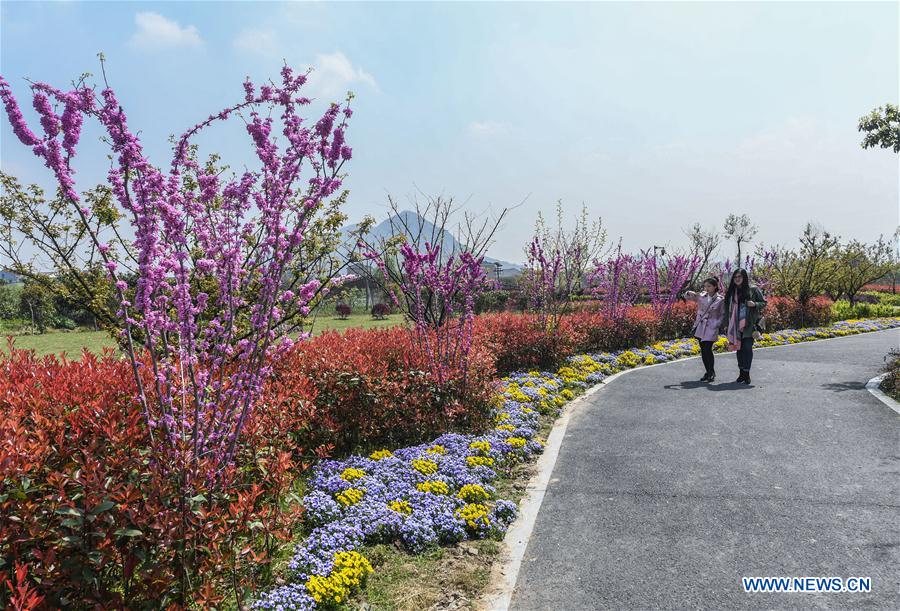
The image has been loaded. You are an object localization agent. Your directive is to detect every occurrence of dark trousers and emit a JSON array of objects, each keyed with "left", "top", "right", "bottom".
[
  {"left": 736, "top": 337, "right": 755, "bottom": 371},
  {"left": 699, "top": 340, "right": 715, "bottom": 375}
]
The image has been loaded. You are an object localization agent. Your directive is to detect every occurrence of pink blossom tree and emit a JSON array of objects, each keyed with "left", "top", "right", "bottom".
[
  {"left": 360, "top": 194, "right": 505, "bottom": 388},
  {"left": 522, "top": 237, "right": 566, "bottom": 330},
  {"left": 0, "top": 63, "right": 353, "bottom": 483},
  {"left": 587, "top": 243, "right": 646, "bottom": 324},
  {"left": 643, "top": 251, "right": 699, "bottom": 322}
]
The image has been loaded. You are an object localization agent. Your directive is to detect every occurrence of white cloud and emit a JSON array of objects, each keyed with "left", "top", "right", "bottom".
[
  {"left": 467, "top": 121, "right": 509, "bottom": 136},
  {"left": 307, "top": 52, "right": 377, "bottom": 97},
  {"left": 233, "top": 28, "right": 280, "bottom": 57},
  {"left": 129, "top": 12, "right": 203, "bottom": 50}
]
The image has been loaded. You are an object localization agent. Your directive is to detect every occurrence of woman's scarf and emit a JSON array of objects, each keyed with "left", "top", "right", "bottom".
[{"left": 726, "top": 291, "right": 746, "bottom": 351}]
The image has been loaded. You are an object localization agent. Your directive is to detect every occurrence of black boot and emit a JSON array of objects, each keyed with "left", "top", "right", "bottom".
[
  {"left": 707, "top": 371, "right": 716, "bottom": 383},
  {"left": 735, "top": 371, "right": 746, "bottom": 383},
  {"left": 700, "top": 372, "right": 710, "bottom": 382},
  {"left": 742, "top": 371, "right": 751, "bottom": 385}
]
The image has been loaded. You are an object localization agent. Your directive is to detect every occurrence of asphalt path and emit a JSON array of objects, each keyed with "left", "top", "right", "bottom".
[{"left": 510, "top": 329, "right": 900, "bottom": 610}]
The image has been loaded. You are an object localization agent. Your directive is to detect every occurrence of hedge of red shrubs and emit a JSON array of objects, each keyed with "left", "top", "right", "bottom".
[
  {"left": 0, "top": 333, "right": 494, "bottom": 607},
  {"left": 0, "top": 296, "right": 832, "bottom": 607},
  {"left": 0, "top": 349, "right": 312, "bottom": 608},
  {"left": 762, "top": 296, "right": 832, "bottom": 330},
  {"left": 475, "top": 302, "right": 697, "bottom": 373},
  {"left": 267, "top": 328, "right": 497, "bottom": 455}
]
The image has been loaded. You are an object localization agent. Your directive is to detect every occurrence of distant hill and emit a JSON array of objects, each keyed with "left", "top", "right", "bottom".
[
  {"left": 0, "top": 270, "right": 20, "bottom": 284},
  {"left": 341, "top": 210, "right": 523, "bottom": 277}
]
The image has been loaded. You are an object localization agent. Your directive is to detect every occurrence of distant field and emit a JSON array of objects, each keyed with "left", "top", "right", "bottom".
[
  {"left": 3, "top": 330, "right": 118, "bottom": 358},
  {"left": 3, "top": 312, "right": 405, "bottom": 358},
  {"left": 309, "top": 312, "right": 404, "bottom": 334}
]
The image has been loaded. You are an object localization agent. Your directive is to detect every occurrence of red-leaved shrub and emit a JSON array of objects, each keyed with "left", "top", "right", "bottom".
[
  {"left": 473, "top": 303, "right": 700, "bottom": 373},
  {"left": 371, "top": 302, "right": 391, "bottom": 319},
  {"left": 269, "top": 328, "right": 496, "bottom": 455},
  {"left": 0, "top": 348, "right": 311, "bottom": 608},
  {"left": 474, "top": 313, "right": 576, "bottom": 373},
  {"left": 762, "top": 296, "right": 832, "bottom": 330},
  {"left": 335, "top": 303, "right": 352, "bottom": 319}
]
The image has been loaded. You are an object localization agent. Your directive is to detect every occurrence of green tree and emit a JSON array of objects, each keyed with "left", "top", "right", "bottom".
[
  {"left": 858, "top": 104, "right": 900, "bottom": 153},
  {"left": 1, "top": 172, "right": 122, "bottom": 331},
  {"left": 19, "top": 280, "right": 56, "bottom": 334},
  {"left": 766, "top": 224, "right": 840, "bottom": 325},
  {"left": 829, "top": 237, "right": 893, "bottom": 305},
  {"left": 0, "top": 283, "right": 18, "bottom": 320},
  {"left": 723, "top": 213, "right": 757, "bottom": 268}
]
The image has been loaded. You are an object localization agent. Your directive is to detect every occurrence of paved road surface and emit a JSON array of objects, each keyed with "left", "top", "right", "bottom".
[{"left": 510, "top": 330, "right": 900, "bottom": 610}]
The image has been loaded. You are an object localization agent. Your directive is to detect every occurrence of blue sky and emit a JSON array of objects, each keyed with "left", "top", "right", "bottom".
[{"left": 1, "top": 1, "right": 897, "bottom": 263}]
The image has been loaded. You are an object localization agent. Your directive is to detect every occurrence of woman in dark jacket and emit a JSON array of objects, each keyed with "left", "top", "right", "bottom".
[{"left": 722, "top": 268, "right": 767, "bottom": 384}]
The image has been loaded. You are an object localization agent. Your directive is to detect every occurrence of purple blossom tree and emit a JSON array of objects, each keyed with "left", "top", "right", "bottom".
[
  {"left": 0, "top": 63, "right": 354, "bottom": 483},
  {"left": 523, "top": 202, "right": 608, "bottom": 330},
  {"left": 360, "top": 194, "right": 506, "bottom": 387},
  {"left": 587, "top": 243, "right": 646, "bottom": 324},
  {"left": 369, "top": 241, "right": 488, "bottom": 387},
  {"left": 643, "top": 252, "right": 700, "bottom": 321}
]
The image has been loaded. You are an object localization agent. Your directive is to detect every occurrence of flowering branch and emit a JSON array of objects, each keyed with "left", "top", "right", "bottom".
[
  {"left": 368, "top": 241, "right": 488, "bottom": 389},
  {"left": 587, "top": 243, "right": 645, "bottom": 324},
  {"left": 643, "top": 252, "right": 699, "bottom": 322},
  {"left": 0, "top": 64, "right": 353, "bottom": 484}
]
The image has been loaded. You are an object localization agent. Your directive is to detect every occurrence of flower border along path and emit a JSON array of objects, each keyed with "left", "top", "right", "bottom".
[{"left": 252, "top": 317, "right": 900, "bottom": 609}]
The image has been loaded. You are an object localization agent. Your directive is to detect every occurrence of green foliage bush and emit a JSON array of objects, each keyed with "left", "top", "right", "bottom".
[
  {"left": 864, "top": 291, "right": 900, "bottom": 307},
  {"left": 831, "top": 300, "right": 899, "bottom": 321},
  {"left": 53, "top": 316, "right": 77, "bottom": 330},
  {"left": 474, "top": 289, "right": 511, "bottom": 313},
  {"left": 0, "top": 283, "right": 19, "bottom": 320},
  {"left": 18, "top": 282, "right": 56, "bottom": 333}
]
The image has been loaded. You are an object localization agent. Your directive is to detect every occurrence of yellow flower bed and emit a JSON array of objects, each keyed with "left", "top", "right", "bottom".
[
  {"left": 458, "top": 483, "right": 490, "bottom": 503},
  {"left": 617, "top": 351, "right": 640, "bottom": 368},
  {"left": 339, "top": 467, "right": 365, "bottom": 482},
  {"left": 456, "top": 503, "right": 491, "bottom": 531},
  {"left": 305, "top": 550, "right": 373, "bottom": 605},
  {"left": 416, "top": 480, "right": 450, "bottom": 495},
  {"left": 411, "top": 458, "right": 438, "bottom": 475},
  {"left": 468, "top": 440, "right": 491, "bottom": 455},
  {"left": 336, "top": 487, "right": 365, "bottom": 507},
  {"left": 507, "top": 437, "right": 526, "bottom": 449},
  {"left": 466, "top": 455, "right": 494, "bottom": 468},
  {"left": 388, "top": 500, "right": 412, "bottom": 515}
]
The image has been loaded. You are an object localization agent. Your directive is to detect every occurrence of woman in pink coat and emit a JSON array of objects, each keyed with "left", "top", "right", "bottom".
[{"left": 685, "top": 277, "right": 725, "bottom": 382}]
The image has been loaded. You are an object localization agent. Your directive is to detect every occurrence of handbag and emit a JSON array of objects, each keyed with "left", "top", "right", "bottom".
[{"left": 753, "top": 316, "right": 766, "bottom": 340}]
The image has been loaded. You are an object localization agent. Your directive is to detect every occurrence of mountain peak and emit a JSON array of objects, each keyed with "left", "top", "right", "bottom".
[{"left": 340, "top": 211, "right": 523, "bottom": 275}]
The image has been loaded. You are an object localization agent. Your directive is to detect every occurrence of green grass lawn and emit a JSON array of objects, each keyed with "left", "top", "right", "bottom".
[
  {"left": 308, "top": 312, "right": 404, "bottom": 334},
  {"left": 3, "top": 329, "right": 118, "bottom": 358},
  {"left": 2, "top": 312, "right": 404, "bottom": 358}
]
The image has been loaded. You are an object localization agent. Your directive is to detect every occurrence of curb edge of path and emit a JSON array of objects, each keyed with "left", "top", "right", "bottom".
[
  {"left": 865, "top": 373, "right": 900, "bottom": 416},
  {"left": 478, "top": 326, "right": 899, "bottom": 611}
]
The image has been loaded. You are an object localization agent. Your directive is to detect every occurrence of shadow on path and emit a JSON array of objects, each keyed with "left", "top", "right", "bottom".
[
  {"left": 663, "top": 380, "right": 755, "bottom": 392},
  {"left": 821, "top": 381, "right": 867, "bottom": 392}
]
